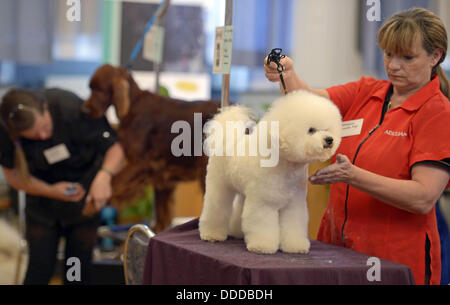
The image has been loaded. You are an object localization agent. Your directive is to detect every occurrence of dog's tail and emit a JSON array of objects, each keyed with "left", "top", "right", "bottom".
[{"left": 204, "top": 105, "right": 255, "bottom": 157}]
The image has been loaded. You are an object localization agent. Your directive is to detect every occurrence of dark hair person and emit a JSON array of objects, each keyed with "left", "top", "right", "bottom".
[
  {"left": 0, "top": 88, "right": 125, "bottom": 284},
  {"left": 265, "top": 8, "right": 450, "bottom": 284},
  {"left": 0, "top": 90, "right": 49, "bottom": 183}
]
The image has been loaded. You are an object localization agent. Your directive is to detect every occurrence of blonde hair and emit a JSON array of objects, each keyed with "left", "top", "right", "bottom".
[{"left": 377, "top": 8, "right": 449, "bottom": 98}]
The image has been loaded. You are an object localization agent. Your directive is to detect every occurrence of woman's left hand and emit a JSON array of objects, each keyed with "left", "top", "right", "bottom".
[
  {"left": 85, "top": 170, "right": 112, "bottom": 213},
  {"left": 309, "top": 154, "right": 355, "bottom": 185}
]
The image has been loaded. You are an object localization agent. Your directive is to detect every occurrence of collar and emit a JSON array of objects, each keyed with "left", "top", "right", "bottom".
[
  {"left": 370, "top": 76, "right": 441, "bottom": 111},
  {"left": 398, "top": 76, "right": 441, "bottom": 111},
  {"left": 371, "top": 80, "right": 392, "bottom": 102}
]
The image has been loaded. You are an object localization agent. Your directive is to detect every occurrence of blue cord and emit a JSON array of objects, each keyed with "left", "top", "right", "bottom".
[{"left": 127, "top": 0, "right": 169, "bottom": 69}]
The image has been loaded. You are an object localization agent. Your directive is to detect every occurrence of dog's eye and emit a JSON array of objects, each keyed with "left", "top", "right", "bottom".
[{"left": 308, "top": 127, "right": 317, "bottom": 134}]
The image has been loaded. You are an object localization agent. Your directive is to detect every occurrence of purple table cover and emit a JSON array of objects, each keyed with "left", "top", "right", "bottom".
[{"left": 143, "top": 218, "right": 414, "bottom": 285}]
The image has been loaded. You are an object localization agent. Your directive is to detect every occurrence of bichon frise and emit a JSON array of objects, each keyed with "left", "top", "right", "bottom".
[{"left": 199, "top": 90, "right": 342, "bottom": 254}]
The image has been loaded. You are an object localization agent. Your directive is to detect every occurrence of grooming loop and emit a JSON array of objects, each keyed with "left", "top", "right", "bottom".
[{"left": 267, "top": 48, "right": 288, "bottom": 95}]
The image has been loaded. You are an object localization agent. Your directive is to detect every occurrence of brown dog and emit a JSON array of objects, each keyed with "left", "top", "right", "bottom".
[{"left": 83, "top": 64, "right": 220, "bottom": 232}]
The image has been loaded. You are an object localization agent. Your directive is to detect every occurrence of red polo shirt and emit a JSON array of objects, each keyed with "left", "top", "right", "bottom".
[{"left": 318, "top": 76, "right": 450, "bottom": 285}]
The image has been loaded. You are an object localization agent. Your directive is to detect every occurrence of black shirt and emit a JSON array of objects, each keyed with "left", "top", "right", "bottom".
[{"left": 0, "top": 88, "right": 117, "bottom": 227}]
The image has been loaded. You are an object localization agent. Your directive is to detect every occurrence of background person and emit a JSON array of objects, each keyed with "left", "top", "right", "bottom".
[
  {"left": 264, "top": 8, "right": 450, "bottom": 285},
  {"left": 0, "top": 88, "right": 125, "bottom": 284}
]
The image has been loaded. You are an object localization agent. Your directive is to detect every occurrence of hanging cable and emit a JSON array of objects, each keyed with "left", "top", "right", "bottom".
[{"left": 126, "top": 0, "right": 170, "bottom": 70}]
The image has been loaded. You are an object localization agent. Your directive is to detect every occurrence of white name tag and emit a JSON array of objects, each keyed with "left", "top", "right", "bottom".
[
  {"left": 43, "top": 144, "right": 71, "bottom": 165},
  {"left": 342, "top": 119, "right": 364, "bottom": 137}
]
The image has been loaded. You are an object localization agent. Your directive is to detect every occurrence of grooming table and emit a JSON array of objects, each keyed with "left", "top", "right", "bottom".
[{"left": 142, "top": 219, "right": 414, "bottom": 285}]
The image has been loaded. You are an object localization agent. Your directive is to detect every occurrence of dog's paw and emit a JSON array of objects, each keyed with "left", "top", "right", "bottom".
[
  {"left": 280, "top": 237, "right": 310, "bottom": 254},
  {"left": 199, "top": 230, "right": 228, "bottom": 243},
  {"left": 246, "top": 242, "right": 278, "bottom": 254}
]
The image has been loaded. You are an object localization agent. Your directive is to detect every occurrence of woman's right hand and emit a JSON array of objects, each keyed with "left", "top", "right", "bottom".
[
  {"left": 264, "top": 55, "right": 330, "bottom": 99},
  {"left": 51, "top": 182, "right": 86, "bottom": 202},
  {"left": 264, "top": 55, "right": 312, "bottom": 94},
  {"left": 264, "top": 55, "right": 295, "bottom": 83}
]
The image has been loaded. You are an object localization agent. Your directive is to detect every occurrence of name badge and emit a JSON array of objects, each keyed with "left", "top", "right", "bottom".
[
  {"left": 342, "top": 119, "right": 364, "bottom": 137},
  {"left": 43, "top": 144, "right": 71, "bottom": 165}
]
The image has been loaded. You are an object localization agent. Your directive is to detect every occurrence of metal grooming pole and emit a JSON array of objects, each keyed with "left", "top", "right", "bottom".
[
  {"left": 14, "top": 190, "right": 27, "bottom": 284},
  {"left": 221, "top": 0, "right": 233, "bottom": 107},
  {"left": 154, "top": 0, "right": 170, "bottom": 93}
]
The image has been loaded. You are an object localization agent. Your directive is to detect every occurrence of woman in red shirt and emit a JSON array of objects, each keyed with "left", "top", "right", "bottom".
[{"left": 265, "top": 8, "right": 450, "bottom": 285}]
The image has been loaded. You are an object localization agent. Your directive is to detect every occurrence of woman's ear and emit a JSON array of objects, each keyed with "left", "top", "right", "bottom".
[
  {"left": 431, "top": 48, "right": 444, "bottom": 67},
  {"left": 112, "top": 77, "right": 130, "bottom": 119}
]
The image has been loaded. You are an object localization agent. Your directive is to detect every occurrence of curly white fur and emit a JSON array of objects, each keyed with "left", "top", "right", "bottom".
[{"left": 199, "top": 90, "right": 342, "bottom": 254}]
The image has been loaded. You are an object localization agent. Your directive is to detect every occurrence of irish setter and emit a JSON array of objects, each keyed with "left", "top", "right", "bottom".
[{"left": 83, "top": 64, "right": 220, "bottom": 232}]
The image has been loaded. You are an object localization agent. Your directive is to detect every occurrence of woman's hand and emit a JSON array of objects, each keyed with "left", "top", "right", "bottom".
[
  {"left": 50, "top": 182, "right": 86, "bottom": 202},
  {"left": 309, "top": 154, "right": 355, "bottom": 185},
  {"left": 82, "top": 143, "right": 124, "bottom": 216},
  {"left": 263, "top": 55, "right": 330, "bottom": 98},
  {"left": 264, "top": 55, "right": 295, "bottom": 83},
  {"left": 84, "top": 170, "right": 113, "bottom": 214}
]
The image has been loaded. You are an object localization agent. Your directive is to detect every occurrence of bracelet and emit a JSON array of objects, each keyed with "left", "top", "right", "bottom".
[{"left": 100, "top": 167, "right": 114, "bottom": 177}]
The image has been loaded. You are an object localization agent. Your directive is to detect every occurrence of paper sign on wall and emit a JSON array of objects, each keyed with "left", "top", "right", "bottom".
[{"left": 213, "top": 26, "right": 233, "bottom": 74}]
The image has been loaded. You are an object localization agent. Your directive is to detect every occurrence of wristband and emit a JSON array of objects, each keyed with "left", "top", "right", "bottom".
[{"left": 100, "top": 167, "right": 114, "bottom": 177}]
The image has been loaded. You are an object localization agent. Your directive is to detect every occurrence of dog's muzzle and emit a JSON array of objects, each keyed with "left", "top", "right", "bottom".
[{"left": 323, "top": 137, "right": 334, "bottom": 149}]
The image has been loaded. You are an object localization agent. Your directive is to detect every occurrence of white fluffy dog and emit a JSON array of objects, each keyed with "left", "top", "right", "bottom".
[{"left": 199, "top": 90, "right": 342, "bottom": 254}]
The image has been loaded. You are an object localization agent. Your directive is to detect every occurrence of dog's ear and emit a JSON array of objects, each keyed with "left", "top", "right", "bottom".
[{"left": 112, "top": 76, "right": 130, "bottom": 119}]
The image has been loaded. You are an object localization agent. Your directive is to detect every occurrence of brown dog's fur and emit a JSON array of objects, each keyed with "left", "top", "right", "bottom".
[{"left": 83, "top": 64, "right": 220, "bottom": 232}]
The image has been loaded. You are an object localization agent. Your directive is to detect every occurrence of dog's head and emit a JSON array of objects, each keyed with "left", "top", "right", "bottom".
[
  {"left": 263, "top": 90, "right": 342, "bottom": 164},
  {"left": 82, "top": 64, "right": 131, "bottom": 120}
]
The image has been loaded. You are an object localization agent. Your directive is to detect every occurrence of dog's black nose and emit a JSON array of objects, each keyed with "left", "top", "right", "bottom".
[{"left": 324, "top": 137, "right": 334, "bottom": 148}]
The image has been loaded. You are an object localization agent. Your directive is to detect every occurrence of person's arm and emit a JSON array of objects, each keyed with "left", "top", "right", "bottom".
[
  {"left": 264, "top": 56, "right": 329, "bottom": 98},
  {"left": 84, "top": 142, "right": 125, "bottom": 212},
  {"left": 99, "top": 142, "right": 126, "bottom": 179},
  {"left": 2, "top": 166, "right": 86, "bottom": 202},
  {"left": 309, "top": 154, "right": 450, "bottom": 214}
]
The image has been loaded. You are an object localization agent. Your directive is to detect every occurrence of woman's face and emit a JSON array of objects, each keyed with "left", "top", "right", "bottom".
[
  {"left": 18, "top": 109, "right": 53, "bottom": 140},
  {"left": 384, "top": 36, "right": 442, "bottom": 93}
]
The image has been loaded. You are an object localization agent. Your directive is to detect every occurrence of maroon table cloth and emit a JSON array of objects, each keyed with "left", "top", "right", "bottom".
[{"left": 142, "top": 218, "right": 414, "bottom": 285}]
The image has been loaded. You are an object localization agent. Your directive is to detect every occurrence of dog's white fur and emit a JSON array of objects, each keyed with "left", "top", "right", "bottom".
[
  {"left": 0, "top": 219, "right": 28, "bottom": 284},
  {"left": 199, "top": 90, "right": 342, "bottom": 254}
]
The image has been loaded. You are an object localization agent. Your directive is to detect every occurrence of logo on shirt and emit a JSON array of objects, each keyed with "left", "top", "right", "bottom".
[{"left": 384, "top": 130, "right": 408, "bottom": 137}]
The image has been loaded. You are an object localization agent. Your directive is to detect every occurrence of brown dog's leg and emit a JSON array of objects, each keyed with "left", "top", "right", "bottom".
[
  {"left": 110, "top": 162, "right": 153, "bottom": 208},
  {"left": 153, "top": 188, "right": 176, "bottom": 233}
]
